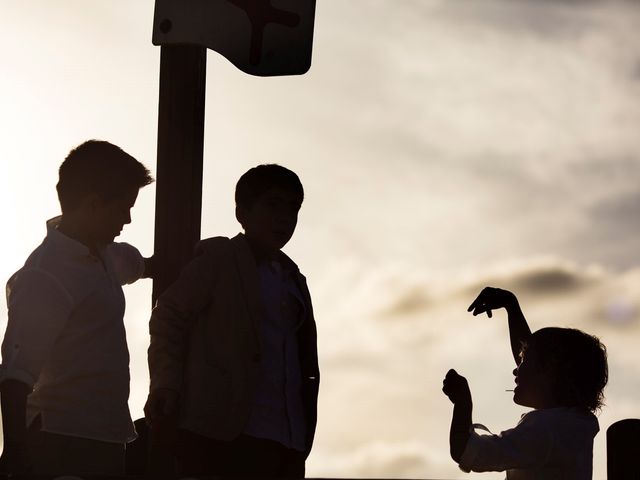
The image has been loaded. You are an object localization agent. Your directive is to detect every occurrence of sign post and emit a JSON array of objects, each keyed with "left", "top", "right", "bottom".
[
  {"left": 152, "top": 0, "right": 316, "bottom": 76},
  {"left": 147, "top": 1, "right": 316, "bottom": 472},
  {"left": 152, "top": 45, "right": 206, "bottom": 303}
]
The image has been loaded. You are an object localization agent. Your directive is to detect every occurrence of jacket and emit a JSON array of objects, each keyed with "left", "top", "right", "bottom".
[{"left": 148, "top": 234, "right": 320, "bottom": 455}]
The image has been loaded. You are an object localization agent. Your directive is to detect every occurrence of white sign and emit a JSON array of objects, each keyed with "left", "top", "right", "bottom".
[{"left": 152, "top": 0, "right": 316, "bottom": 76}]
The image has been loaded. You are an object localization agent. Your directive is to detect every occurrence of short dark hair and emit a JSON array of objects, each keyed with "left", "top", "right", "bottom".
[
  {"left": 522, "top": 327, "right": 608, "bottom": 413},
  {"left": 235, "top": 164, "right": 303, "bottom": 209},
  {"left": 57, "top": 140, "right": 154, "bottom": 212}
]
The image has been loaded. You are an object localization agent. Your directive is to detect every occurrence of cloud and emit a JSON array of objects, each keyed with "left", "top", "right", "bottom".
[
  {"left": 588, "top": 189, "right": 640, "bottom": 235},
  {"left": 2, "top": 2, "right": 640, "bottom": 480},
  {"left": 308, "top": 441, "right": 443, "bottom": 479},
  {"left": 434, "top": 0, "right": 637, "bottom": 42},
  {"left": 462, "top": 258, "right": 603, "bottom": 296}
]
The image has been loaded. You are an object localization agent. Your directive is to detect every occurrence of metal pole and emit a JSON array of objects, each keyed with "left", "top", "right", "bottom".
[
  {"left": 152, "top": 45, "right": 207, "bottom": 303},
  {"left": 148, "top": 45, "right": 206, "bottom": 475}
]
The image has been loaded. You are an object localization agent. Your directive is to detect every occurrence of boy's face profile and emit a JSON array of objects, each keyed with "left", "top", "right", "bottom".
[
  {"left": 87, "top": 187, "right": 139, "bottom": 248},
  {"left": 513, "top": 346, "right": 556, "bottom": 409},
  {"left": 238, "top": 187, "right": 302, "bottom": 257}
]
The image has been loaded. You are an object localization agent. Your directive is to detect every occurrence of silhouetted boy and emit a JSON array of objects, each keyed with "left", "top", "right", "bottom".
[
  {"left": 0, "top": 140, "right": 153, "bottom": 475},
  {"left": 145, "top": 164, "right": 319, "bottom": 478},
  {"left": 443, "top": 286, "right": 608, "bottom": 480}
]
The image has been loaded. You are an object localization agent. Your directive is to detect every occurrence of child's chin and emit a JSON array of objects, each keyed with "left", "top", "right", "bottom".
[
  {"left": 513, "top": 391, "right": 536, "bottom": 408},
  {"left": 513, "top": 388, "right": 524, "bottom": 405}
]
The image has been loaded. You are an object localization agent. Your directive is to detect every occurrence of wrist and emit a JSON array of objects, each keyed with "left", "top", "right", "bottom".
[
  {"left": 504, "top": 294, "right": 520, "bottom": 312},
  {"left": 454, "top": 392, "right": 472, "bottom": 407}
]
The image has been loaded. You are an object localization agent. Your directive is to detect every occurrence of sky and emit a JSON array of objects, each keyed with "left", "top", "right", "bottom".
[{"left": 1, "top": 0, "right": 640, "bottom": 479}]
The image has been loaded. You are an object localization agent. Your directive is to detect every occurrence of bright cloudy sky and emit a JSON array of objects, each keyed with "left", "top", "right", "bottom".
[{"left": 1, "top": 1, "right": 640, "bottom": 479}]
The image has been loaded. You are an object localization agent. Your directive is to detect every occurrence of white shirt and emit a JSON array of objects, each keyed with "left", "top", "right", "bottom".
[
  {"left": 0, "top": 217, "right": 145, "bottom": 443},
  {"left": 459, "top": 408, "right": 599, "bottom": 480}
]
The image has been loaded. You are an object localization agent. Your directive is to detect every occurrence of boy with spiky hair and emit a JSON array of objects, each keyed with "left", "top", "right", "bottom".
[
  {"left": 145, "top": 164, "right": 320, "bottom": 478},
  {"left": 0, "top": 140, "right": 153, "bottom": 475},
  {"left": 443, "top": 287, "right": 608, "bottom": 480}
]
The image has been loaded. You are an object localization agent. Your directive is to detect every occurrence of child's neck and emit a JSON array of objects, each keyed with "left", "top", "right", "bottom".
[
  {"left": 518, "top": 396, "right": 564, "bottom": 410},
  {"left": 58, "top": 215, "right": 101, "bottom": 256},
  {"left": 244, "top": 236, "right": 278, "bottom": 264}
]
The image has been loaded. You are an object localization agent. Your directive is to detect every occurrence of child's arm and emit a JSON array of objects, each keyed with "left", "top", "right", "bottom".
[
  {"left": 442, "top": 369, "right": 473, "bottom": 462},
  {"left": 146, "top": 249, "right": 216, "bottom": 423},
  {"left": 468, "top": 287, "right": 531, "bottom": 365}
]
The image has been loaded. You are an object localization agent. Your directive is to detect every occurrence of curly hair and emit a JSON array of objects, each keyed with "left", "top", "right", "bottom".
[{"left": 521, "top": 327, "right": 608, "bottom": 414}]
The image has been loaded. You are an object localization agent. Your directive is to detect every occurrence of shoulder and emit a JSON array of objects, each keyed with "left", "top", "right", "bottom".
[
  {"left": 194, "top": 237, "right": 236, "bottom": 265},
  {"left": 187, "top": 236, "right": 239, "bottom": 274},
  {"left": 519, "top": 408, "right": 599, "bottom": 434},
  {"left": 196, "top": 236, "right": 233, "bottom": 255},
  {"left": 9, "top": 240, "right": 71, "bottom": 293},
  {"left": 7, "top": 266, "right": 74, "bottom": 307},
  {"left": 21, "top": 236, "right": 57, "bottom": 271},
  {"left": 278, "top": 250, "right": 303, "bottom": 275}
]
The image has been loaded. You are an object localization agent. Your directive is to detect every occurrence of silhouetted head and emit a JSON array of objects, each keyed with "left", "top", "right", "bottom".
[
  {"left": 235, "top": 164, "right": 304, "bottom": 257},
  {"left": 56, "top": 140, "right": 153, "bottom": 248},
  {"left": 515, "top": 327, "right": 608, "bottom": 413},
  {"left": 57, "top": 140, "right": 153, "bottom": 213}
]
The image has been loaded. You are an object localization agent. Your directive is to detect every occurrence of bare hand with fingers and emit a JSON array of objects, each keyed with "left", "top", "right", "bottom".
[{"left": 467, "top": 286, "right": 518, "bottom": 318}]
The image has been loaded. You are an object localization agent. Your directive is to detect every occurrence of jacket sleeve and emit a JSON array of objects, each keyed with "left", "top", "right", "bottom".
[{"left": 147, "top": 243, "right": 219, "bottom": 392}]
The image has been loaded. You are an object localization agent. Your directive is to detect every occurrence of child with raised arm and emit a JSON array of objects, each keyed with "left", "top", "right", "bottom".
[{"left": 442, "top": 287, "right": 608, "bottom": 480}]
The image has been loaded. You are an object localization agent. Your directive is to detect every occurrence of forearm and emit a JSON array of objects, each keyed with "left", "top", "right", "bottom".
[
  {"left": 143, "top": 256, "right": 155, "bottom": 279},
  {"left": 0, "top": 380, "right": 30, "bottom": 443},
  {"left": 449, "top": 398, "right": 472, "bottom": 462},
  {"left": 148, "top": 306, "right": 192, "bottom": 391},
  {"left": 505, "top": 298, "right": 532, "bottom": 365}
]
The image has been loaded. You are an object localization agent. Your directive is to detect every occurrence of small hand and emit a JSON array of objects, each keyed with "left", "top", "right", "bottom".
[
  {"left": 467, "top": 286, "right": 518, "bottom": 318},
  {"left": 144, "top": 388, "right": 179, "bottom": 426},
  {"left": 442, "top": 369, "right": 472, "bottom": 405}
]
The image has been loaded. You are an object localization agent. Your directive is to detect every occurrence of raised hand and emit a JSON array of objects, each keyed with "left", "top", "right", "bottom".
[
  {"left": 468, "top": 286, "right": 531, "bottom": 365},
  {"left": 443, "top": 369, "right": 473, "bottom": 462},
  {"left": 467, "top": 286, "right": 518, "bottom": 318},
  {"left": 442, "top": 369, "right": 472, "bottom": 406}
]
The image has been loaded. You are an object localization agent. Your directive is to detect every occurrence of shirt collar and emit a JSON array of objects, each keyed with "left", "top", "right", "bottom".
[
  {"left": 46, "top": 216, "right": 95, "bottom": 258},
  {"left": 234, "top": 232, "right": 300, "bottom": 275}
]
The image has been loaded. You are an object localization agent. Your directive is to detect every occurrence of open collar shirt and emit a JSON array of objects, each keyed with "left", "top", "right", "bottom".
[
  {"left": 243, "top": 256, "right": 307, "bottom": 451},
  {"left": 0, "top": 217, "right": 145, "bottom": 443}
]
